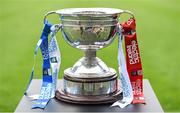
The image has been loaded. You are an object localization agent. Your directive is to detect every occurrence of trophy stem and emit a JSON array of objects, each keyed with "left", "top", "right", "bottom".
[
  {"left": 84, "top": 50, "right": 97, "bottom": 65},
  {"left": 85, "top": 50, "right": 96, "bottom": 58}
]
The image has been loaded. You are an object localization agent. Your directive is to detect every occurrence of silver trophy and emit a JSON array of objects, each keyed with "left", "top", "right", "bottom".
[{"left": 44, "top": 8, "right": 133, "bottom": 104}]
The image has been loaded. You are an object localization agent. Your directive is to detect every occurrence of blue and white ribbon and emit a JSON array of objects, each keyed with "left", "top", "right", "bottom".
[
  {"left": 24, "top": 21, "right": 61, "bottom": 109},
  {"left": 49, "top": 25, "right": 61, "bottom": 98},
  {"left": 111, "top": 25, "right": 133, "bottom": 108}
]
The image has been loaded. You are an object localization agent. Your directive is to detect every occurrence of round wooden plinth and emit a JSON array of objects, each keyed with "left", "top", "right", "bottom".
[{"left": 55, "top": 90, "right": 122, "bottom": 104}]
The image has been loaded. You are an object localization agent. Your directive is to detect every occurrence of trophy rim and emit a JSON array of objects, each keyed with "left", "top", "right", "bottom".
[
  {"left": 56, "top": 8, "right": 124, "bottom": 16},
  {"left": 64, "top": 68, "right": 116, "bottom": 79}
]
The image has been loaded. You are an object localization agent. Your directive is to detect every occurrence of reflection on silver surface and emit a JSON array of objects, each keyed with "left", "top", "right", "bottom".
[
  {"left": 56, "top": 8, "right": 121, "bottom": 97},
  {"left": 64, "top": 80, "right": 82, "bottom": 95},
  {"left": 64, "top": 58, "right": 116, "bottom": 78},
  {"left": 59, "top": 8, "right": 119, "bottom": 50},
  {"left": 62, "top": 25, "right": 116, "bottom": 50},
  {"left": 63, "top": 79, "right": 117, "bottom": 96}
]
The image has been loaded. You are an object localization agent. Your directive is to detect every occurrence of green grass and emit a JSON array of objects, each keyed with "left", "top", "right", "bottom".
[{"left": 0, "top": 0, "right": 180, "bottom": 112}]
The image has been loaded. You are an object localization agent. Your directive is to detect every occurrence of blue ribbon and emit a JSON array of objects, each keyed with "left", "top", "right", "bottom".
[
  {"left": 31, "top": 22, "right": 53, "bottom": 109},
  {"left": 25, "top": 21, "right": 55, "bottom": 109}
]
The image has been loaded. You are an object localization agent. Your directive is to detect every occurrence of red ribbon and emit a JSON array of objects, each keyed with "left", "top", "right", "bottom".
[{"left": 121, "top": 18, "right": 145, "bottom": 104}]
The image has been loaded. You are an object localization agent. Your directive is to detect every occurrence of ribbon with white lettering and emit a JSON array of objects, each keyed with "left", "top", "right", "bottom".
[
  {"left": 112, "top": 18, "right": 145, "bottom": 108},
  {"left": 31, "top": 22, "right": 53, "bottom": 109},
  {"left": 24, "top": 21, "right": 61, "bottom": 109},
  {"left": 121, "top": 18, "right": 145, "bottom": 104}
]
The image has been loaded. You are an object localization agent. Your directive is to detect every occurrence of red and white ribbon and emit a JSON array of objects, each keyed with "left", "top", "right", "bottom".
[{"left": 112, "top": 18, "right": 145, "bottom": 108}]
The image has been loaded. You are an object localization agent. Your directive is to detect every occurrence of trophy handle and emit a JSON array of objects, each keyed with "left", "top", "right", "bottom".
[
  {"left": 43, "top": 11, "right": 63, "bottom": 35},
  {"left": 117, "top": 10, "right": 135, "bottom": 34},
  {"left": 121, "top": 10, "right": 135, "bottom": 18},
  {"left": 117, "top": 10, "right": 135, "bottom": 26},
  {"left": 44, "top": 11, "right": 61, "bottom": 24}
]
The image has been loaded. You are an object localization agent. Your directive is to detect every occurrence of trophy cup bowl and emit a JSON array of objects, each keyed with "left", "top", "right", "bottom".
[{"left": 45, "top": 8, "right": 130, "bottom": 104}]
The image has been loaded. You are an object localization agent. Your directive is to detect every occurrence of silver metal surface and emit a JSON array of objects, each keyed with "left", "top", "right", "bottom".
[
  {"left": 63, "top": 78, "right": 117, "bottom": 96},
  {"left": 56, "top": 8, "right": 124, "bottom": 15},
  {"left": 61, "top": 25, "right": 116, "bottom": 50},
  {"left": 57, "top": 8, "right": 123, "bottom": 50},
  {"left": 44, "top": 8, "right": 134, "bottom": 50},
  {"left": 61, "top": 19, "right": 117, "bottom": 50},
  {"left": 64, "top": 67, "right": 116, "bottom": 78},
  {"left": 43, "top": 8, "right": 134, "bottom": 98},
  {"left": 58, "top": 8, "right": 120, "bottom": 96},
  {"left": 64, "top": 55, "right": 116, "bottom": 78}
]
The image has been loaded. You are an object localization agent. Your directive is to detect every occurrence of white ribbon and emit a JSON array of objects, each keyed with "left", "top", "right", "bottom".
[{"left": 111, "top": 25, "right": 133, "bottom": 108}]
